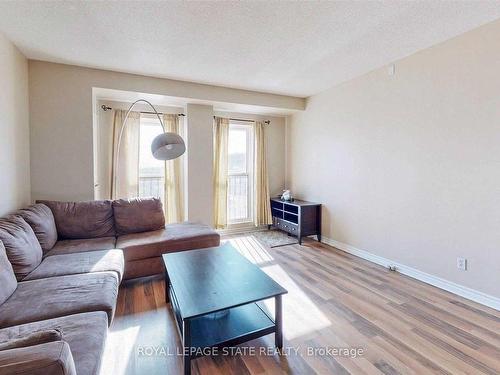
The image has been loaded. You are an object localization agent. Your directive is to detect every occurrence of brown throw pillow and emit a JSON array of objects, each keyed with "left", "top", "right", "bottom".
[
  {"left": 18, "top": 204, "right": 58, "bottom": 252},
  {"left": 113, "top": 197, "right": 165, "bottom": 235},
  {"left": 0, "top": 329, "right": 62, "bottom": 351},
  {"left": 37, "top": 200, "right": 116, "bottom": 239},
  {"left": 0, "top": 241, "right": 17, "bottom": 305},
  {"left": 0, "top": 216, "right": 43, "bottom": 280}
]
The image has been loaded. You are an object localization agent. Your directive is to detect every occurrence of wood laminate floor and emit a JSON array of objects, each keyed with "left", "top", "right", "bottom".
[{"left": 101, "top": 235, "right": 500, "bottom": 375}]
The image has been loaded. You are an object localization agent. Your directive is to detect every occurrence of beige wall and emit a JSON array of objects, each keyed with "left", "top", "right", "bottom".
[
  {"left": 287, "top": 20, "right": 500, "bottom": 298},
  {"left": 0, "top": 33, "right": 30, "bottom": 216},
  {"left": 28, "top": 61, "right": 303, "bottom": 203},
  {"left": 185, "top": 104, "right": 214, "bottom": 225}
]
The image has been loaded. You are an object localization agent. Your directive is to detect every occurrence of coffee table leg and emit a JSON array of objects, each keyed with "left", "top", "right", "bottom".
[
  {"left": 183, "top": 319, "right": 191, "bottom": 375},
  {"left": 164, "top": 270, "right": 170, "bottom": 303},
  {"left": 275, "top": 295, "right": 283, "bottom": 350}
]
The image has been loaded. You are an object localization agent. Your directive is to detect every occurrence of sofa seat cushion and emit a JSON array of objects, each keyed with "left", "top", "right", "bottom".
[
  {"left": 0, "top": 312, "right": 107, "bottom": 375},
  {"left": 0, "top": 242, "right": 17, "bottom": 305},
  {"left": 0, "top": 272, "right": 118, "bottom": 328},
  {"left": 116, "top": 222, "right": 220, "bottom": 261},
  {"left": 0, "top": 215, "right": 43, "bottom": 280},
  {"left": 24, "top": 249, "right": 125, "bottom": 282},
  {"left": 17, "top": 204, "right": 58, "bottom": 252},
  {"left": 113, "top": 197, "right": 165, "bottom": 235},
  {"left": 46, "top": 237, "right": 116, "bottom": 256},
  {"left": 37, "top": 200, "right": 116, "bottom": 239}
]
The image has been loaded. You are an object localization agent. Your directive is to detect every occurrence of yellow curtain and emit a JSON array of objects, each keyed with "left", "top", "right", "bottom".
[
  {"left": 110, "top": 110, "right": 140, "bottom": 199},
  {"left": 163, "top": 114, "right": 184, "bottom": 223},
  {"left": 213, "top": 117, "right": 230, "bottom": 229},
  {"left": 254, "top": 121, "right": 272, "bottom": 226}
]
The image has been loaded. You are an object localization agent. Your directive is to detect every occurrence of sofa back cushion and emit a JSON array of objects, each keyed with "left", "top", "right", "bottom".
[
  {"left": 113, "top": 197, "right": 165, "bottom": 235},
  {"left": 0, "top": 216, "right": 42, "bottom": 281},
  {"left": 37, "top": 200, "right": 115, "bottom": 239},
  {"left": 18, "top": 204, "right": 58, "bottom": 252},
  {"left": 0, "top": 241, "right": 17, "bottom": 304}
]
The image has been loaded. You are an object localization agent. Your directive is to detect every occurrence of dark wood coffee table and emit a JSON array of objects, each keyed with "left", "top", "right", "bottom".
[{"left": 162, "top": 243, "right": 288, "bottom": 375}]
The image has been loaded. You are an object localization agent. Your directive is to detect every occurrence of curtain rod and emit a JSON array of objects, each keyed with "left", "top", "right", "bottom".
[
  {"left": 101, "top": 105, "right": 268, "bottom": 123},
  {"left": 101, "top": 105, "right": 185, "bottom": 116},
  {"left": 214, "top": 116, "right": 270, "bottom": 124}
]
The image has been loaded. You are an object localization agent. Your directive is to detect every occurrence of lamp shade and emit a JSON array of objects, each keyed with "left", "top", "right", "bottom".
[{"left": 151, "top": 132, "right": 186, "bottom": 160}]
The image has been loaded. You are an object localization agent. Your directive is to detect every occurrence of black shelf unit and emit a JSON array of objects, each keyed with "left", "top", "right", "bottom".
[{"left": 270, "top": 198, "right": 321, "bottom": 245}]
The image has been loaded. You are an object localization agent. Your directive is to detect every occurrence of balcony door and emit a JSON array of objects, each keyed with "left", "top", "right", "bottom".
[
  {"left": 227, "top": 121, "right": 254, "bottom": 225},
  {"left": 138, "top": 115, "right": 165, "bottom": 203}
]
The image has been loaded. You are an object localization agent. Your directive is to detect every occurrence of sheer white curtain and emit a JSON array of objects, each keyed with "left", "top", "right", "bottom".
[
  {"left": 111, "top": 110, "right": 140, "bottom": 199},
  {"left": 213, "top": 117, "right": 230, "bottom": 229},
  {"left": 254, "top": 121, "right": 272, "bottom": 226},
  {"left": 163, "top": 114, "right": 184, "bottom": 223}
]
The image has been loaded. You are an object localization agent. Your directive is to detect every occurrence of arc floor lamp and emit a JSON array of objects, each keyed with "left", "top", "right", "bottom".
[{"left": 114, "top": 99, "right": 186, "bottom": 192}]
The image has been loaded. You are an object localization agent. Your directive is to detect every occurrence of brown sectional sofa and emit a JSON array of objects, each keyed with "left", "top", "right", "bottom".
[
  {"left": 39, "top": 198, "right": 220, "bottom": 279},
  {"left": 0, "top": 197, "right": 220, "bottom": 374}
]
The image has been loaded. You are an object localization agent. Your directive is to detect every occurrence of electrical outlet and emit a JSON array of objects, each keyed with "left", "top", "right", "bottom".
[{"left": 457, "top": 257, "right": 467, "bottom": 271}]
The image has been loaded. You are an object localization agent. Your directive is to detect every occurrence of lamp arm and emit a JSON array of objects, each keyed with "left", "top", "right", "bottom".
[{"left": 113, "top": 99, "right": 166, "bottom": 197}]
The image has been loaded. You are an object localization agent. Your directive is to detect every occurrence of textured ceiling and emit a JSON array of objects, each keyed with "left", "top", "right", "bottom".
[{"left": 0, "top": 1, "right": 499, "bottom": 97}]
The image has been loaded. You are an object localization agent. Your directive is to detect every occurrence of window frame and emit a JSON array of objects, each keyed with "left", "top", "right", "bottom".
[
  {"left": 138, "top": 114, "right": 166, "bottom": 203},
  {"left": 227, "top": 121, "right": 254, "bottom": 225}
]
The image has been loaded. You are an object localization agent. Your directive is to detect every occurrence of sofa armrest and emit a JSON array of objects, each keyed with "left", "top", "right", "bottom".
[
  {"left": 0, "top": 341, "right": 76, "bottom": 375},
  {"left": 0, "top": 329, "right": 62, "bottom": 351}
]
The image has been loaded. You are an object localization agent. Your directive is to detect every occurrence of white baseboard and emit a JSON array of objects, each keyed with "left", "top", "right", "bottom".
[{"left": 321, "top": 237, "right": 500, "bottom": 311}]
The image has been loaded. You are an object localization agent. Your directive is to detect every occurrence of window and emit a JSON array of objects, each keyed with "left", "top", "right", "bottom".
[
  {"left": 227, "top": 122, "right": 254, "bottom": 224},
  {"left": 138, "top": 115, "right": 165, "bottom": 203}
]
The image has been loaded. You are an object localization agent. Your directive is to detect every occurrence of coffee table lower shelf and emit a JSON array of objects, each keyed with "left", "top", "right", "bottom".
[{"left": 171, "top": 298, "right": 276, "bottom": 353}]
